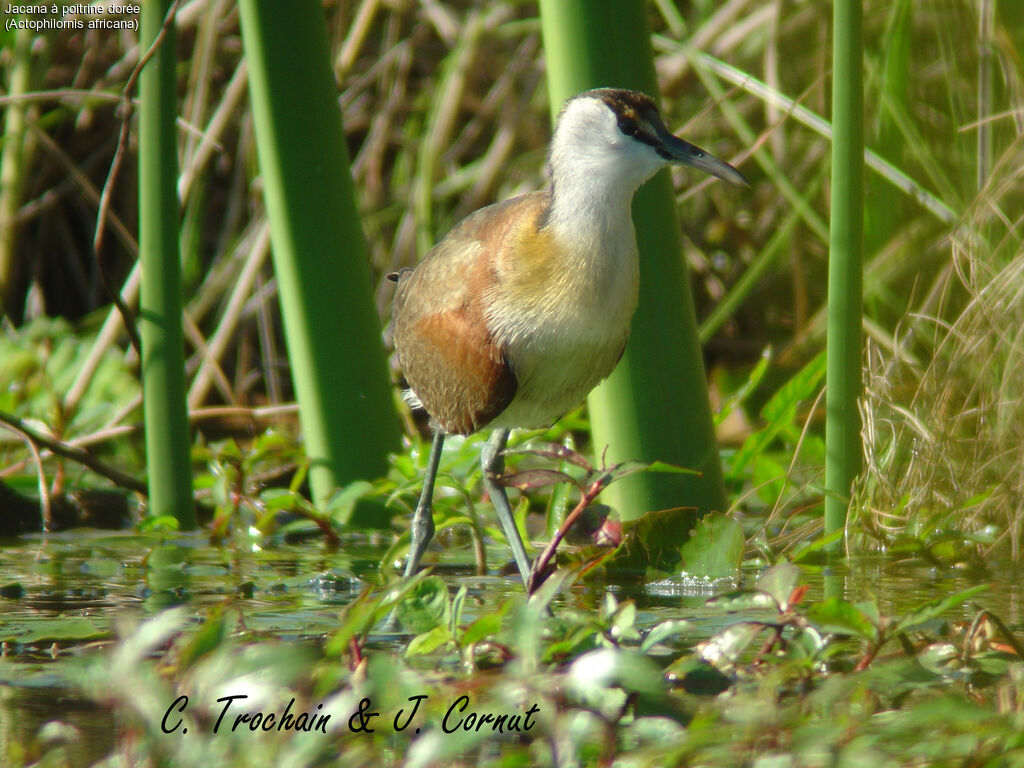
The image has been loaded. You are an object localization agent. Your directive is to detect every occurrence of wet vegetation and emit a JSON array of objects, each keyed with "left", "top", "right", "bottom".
[{"left": 1, "top": 0, "right": 1024, "bottom": 765}]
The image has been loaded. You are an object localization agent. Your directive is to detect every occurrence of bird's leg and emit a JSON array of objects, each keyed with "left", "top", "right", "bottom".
[
  {"left": 403, "top": 430, "right": 445, "bottom": 579},
  {"left": 481, "top": 428, "right": 532, "bottom": 585}
]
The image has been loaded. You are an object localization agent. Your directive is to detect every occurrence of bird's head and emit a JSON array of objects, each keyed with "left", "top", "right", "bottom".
[{"left": 548, "top": 88, "right": 748, "bottom": 191}]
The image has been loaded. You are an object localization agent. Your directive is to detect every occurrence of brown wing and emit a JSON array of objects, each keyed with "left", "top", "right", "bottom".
[
  {"left": 394, "top": 300, "right": 516, "bottom": 435},
  {"left": 391, "top": 194, "right": 546, "bottom": 434}
]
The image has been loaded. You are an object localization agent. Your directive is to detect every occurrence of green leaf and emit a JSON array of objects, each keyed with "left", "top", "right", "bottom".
[
  {"left": 893, "top": 584, "right": 989, "bottom": 635},
  {"left": 754, "top": 562, "right": 803, "bottom": 609},
  {"left": 325, "top": 480, "right": 376, "bottom": 525},
  {"left": 405, "top": 625, "right": 453, "bottom": 656},
  {"left": 395, "top": 575, "right": 450, "bottom": 635},
  {"left": 666, "top": 657, "right": 733, "bottom": 695},
  {"left": 259, "top": 487, "right": 304, "bottom": 513},
  {"left": 679, "top": 513, "right": 744, "bottom": 578},
  {"left": 138, "top": 515, "right": 179, "bottom": 533},
  {"left": 460, "top": 612, "right": 502, "bottom": 647},
  {"left": 805, "top": 597, "right": 880, "bottom": 643},
  {"left": 613, "top": 460, "right": 700, "bottom": 477},
  {"left": 1, "top": 617, "right": 111, "bottom": 645},
  {"left": 789, "top": 528, "right": 843, "bottom": 562},
  {"left": 697, "top": 622, "right": 764, "bottom": 665},
  {"left": 705, "top": 590, "right": 779, "bottom": 613},
  {"left": 567, "top": 648, "right": 665, "bottom": 697},
  {"left": 176, "top": 608, "right": 233, "bottom": 669},
  {"left": 610, "top": 601, "right": 640, "bottom": 641},
  {"left": 640, "top": 619, "right": 692, "bottom": 654}
]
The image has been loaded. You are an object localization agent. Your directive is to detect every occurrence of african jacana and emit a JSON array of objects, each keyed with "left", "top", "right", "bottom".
[{"left": 389, "top": 88, "right": 747, "bottom": 585}]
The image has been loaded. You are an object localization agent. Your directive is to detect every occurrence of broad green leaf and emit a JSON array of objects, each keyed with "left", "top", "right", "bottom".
[
  {"left": 259, "top": 487, "right": 304, "bottom": 512},
  {"left": 806, "top": 597, "right": 880, "bottom": 643},
  {"left": 679, "top": 513, "right": 744, "bottom": 578},
  {"left": 609, "top": 601, "right": 639, "bottom": 641},
  {"left": 754, "top": 562, "right": 803, "bottom": 609}
]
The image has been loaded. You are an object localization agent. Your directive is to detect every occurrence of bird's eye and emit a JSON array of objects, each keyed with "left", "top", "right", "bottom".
[{"left": 619, "top": 119, "right": 640, "bottom": 137}]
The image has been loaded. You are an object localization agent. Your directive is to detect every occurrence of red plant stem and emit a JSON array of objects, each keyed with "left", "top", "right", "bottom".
[{"left": 527, "top": 474, "right": 611, "bottom": 593}]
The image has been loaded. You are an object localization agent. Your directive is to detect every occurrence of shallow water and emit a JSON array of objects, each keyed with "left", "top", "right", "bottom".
[{"left": 0, "top": 528, "right": 1019, "bottom": 765}]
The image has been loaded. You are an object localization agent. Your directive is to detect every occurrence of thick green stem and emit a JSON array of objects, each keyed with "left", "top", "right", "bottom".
[
  {"left": 238, "top": 1, "right": 400, "bottom": 510},
  {"left": 139, "top": 0, "right": 196, "bottom": 528},
  {"left": 824, "top": 0, "right": 865, "bottom": 547}
]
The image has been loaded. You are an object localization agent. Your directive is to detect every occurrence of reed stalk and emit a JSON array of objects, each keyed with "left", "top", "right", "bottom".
[
  {"left": 824, "top": 0, "right": 865, "bottom": 547},
  {"left": 237, "top": 1, "right": 400, "bottom": 510},
  {"left": 138, "top": 0, "right": 195, "bottom": 527}
]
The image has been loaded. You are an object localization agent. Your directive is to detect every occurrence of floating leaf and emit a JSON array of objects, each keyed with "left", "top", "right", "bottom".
[{"left": 2, "top": 618, "right": 110, "bottom": 645}]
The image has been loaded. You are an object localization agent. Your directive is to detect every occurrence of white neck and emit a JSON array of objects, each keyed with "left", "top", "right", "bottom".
[
  {"left": 541, "top": 96, "right": 666, "bottom": 264},
  {"left": 545, "top": 164, "right": 638, "bottom": 256}
]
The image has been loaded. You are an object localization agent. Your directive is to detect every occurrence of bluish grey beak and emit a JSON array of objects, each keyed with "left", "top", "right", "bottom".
[{"left": 656, "top": 122, "right": 749, "bottom": 187}]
